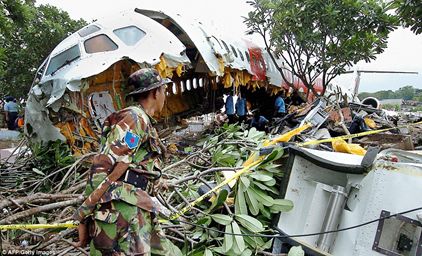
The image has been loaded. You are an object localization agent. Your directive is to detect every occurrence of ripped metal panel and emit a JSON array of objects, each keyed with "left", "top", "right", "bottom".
[
  {"left": 25, "top": 94, "right": 66, "bottom": 143},
  {"left": 26, "top": 10, "right": 191, "bottom": 146},
  {"left": 136, "top": 8, "right": 287, "bottom": 95},
  {"left": 136, "top": 9, "right": 263, "bottom": 79}
]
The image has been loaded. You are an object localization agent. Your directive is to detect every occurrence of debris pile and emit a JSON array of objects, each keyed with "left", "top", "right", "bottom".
[
  {"left": 1, "top": 124, "right": 297, "bottom": 255},
  {"left": 1, "top": 94, "right": 422, "bottom": 255},
  {"left": 0, "top": 139, "right": 91, "bottom": 255},
  {"left": 266, "top": 96, "right": 422, "bottom": 154}
]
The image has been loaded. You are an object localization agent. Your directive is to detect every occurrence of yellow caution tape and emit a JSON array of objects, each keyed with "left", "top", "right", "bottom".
[
  {"left": 0, "top": 222, "right": 78, "bottom": 230},
  {"left": 298, "top": 120, "right": 422, "bottom": 147},
  {"left": 168, "top": 158, "right": 263, "bottom": 221},
  {"left": 168, "top": 120, "right": 422, "bottom": 221},
  {"left": 3, "top": 120, "right": 422, "bottom": 229},
  {"left": 168, "top": 124, "right": 312, "bottom": 221}
]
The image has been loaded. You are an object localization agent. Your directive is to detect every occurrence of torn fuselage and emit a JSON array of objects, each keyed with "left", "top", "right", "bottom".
[{"left": 25, "top": 9, "right": 287, "bottom": 154}]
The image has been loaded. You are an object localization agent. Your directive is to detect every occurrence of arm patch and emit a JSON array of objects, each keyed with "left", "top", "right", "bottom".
[{"left": 124, "top": 131, "right": 140, "bottom": 149}]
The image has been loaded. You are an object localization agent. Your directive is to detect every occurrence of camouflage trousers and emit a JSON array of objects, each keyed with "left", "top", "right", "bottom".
[{"left": 88, "top": 200, "right": 180, "bottom": 256}]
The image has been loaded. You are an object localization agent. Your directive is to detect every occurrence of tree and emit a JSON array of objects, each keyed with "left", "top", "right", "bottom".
[
  {"left": 0, "top": 0, "right": 86, "bottom": 98},
  {"left": 245, "top": 0, "right": 397, "bottom": 96},
  {"left": 397, "top": 85, "right": 415, "bottom": 100},
  {"left": 395, "top": 0, "right": 422, "bottom": 35}
]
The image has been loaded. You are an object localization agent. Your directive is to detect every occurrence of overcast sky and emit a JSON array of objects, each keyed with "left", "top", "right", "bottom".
[{"left": 36, "top": 0, "right": 422, "bottom": 93}]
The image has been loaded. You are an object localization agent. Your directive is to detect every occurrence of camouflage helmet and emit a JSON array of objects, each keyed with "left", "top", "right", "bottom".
[{"left": 127, "top": 68, "right": 172, "bottom": 96}]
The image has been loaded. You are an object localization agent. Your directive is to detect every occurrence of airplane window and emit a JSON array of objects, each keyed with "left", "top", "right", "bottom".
[
  {"left": 35, "top": 57, "right": 48, "bottom": 80},
  {"left": 113, "top": 26, "right": 146, "bottom": 46},
  {"left": 212, "top": 37, "right": 223, "bottom": 49},
  {"left": 252, "top": 56, "right": 259, "bottom": 67},
  {"left": 260, "top": 61, "right": 266, "bottom": 70},
  {"left": 46, "top": 45, "right": 80, "bottom": 75},
  {"left": 199, "top": 78, "right": 203, "bottom": 87},
  {"left": 186, "top": 79, "right": 191, "bottom": 90},
  {"left": 238, "top": 49, "right": 244, "bottom": 61},
  {"left": 192, "top": 78, "right": 197, "bottom": 89},
  {"left": 230, "top": 45, "right": 238, "bottom": 58},
  {"left": 180, "top": 81, "right": 185, "bottom": 93},
  {"left": 181, "top": 80, "right": 186, "bottom": 92},
  {"left": 245, "top": 51, "right": 250, "bottom": 62},
  {"left": 78, "top": 25, "right": 100, "bottom": 37},
  {"left": 221, "top": 40, "right": 230, "bottom": 53},
  {"left": 172, "top": 82, "right": 177, "bottom": 95},
  {"left": 84, "top": 34, "right": 118, "bottom": 54},
  {"left": 186, "top": 80, "right": 191, "bottom": 91}
]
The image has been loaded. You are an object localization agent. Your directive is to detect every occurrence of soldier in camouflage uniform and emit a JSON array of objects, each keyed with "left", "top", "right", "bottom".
[{"left": 74, "top": 68, "right": 181, "bottom": 256}]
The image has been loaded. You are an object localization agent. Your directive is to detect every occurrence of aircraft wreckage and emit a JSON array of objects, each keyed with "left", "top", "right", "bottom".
[
  {"left": 25, "top": 8, "right": 295, "bottom": 155},
  {"left": 14, "top": 7, "right": 422, "bottom": 256}
]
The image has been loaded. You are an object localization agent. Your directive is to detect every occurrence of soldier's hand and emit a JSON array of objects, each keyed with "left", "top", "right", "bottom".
[{"left": 76, "top": 222, "right": 89, "bottom": 248}]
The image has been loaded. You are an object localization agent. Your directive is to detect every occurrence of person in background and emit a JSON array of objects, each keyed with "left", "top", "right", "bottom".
[
  {"left": 235, "top": 92, "right": 247, "bottom": 123},
  {"left": 225, "top": 92, "right": 235, "bottom": 124},
  {"left": 250, "top": 109, "right": 269, "bottom": 132},
  {"left": 274, "top": 90, "right": 286, "bottom": 118},
  {"left": 290, "top": 90, "right": 305, "bottom": 106},
  {"left": 4, "top": 96, "right": 18, "bottom": 130}
]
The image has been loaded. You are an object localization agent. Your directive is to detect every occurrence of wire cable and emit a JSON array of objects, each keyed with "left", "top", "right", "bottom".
[{"left": 167, "top": 206, "right": 422, "bottom": 239}]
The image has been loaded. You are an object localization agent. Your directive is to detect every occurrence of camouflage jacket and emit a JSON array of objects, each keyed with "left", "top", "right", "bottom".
[{"left": 75, "top": 105, "right": 164, "bottom": 221}]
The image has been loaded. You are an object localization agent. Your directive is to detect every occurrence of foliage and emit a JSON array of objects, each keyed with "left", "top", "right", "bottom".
[
  {"left": 410, "top": 106, "right": 422, "bottom": 112},
  {"left": 394, "top": 0, "right": 422, "bottom": 34},
  {"left": 30, "top": 139, "right": 75, "bottom": 171},
  {"left": 359, "top": 85, "right": 419, "bottom": 101},
  {"left": 170, "top": 124, "right": 293, "bottom": 255},
  {"left": 245, "top": 0, "right": 397, "bottom": 96},
  {"left": 381, "top": 103, "right": 401, "bottom": 111},
  {"left": 397, "top": 86, "right": 416, "bottom": 100},
  {"left": 0, "top": 0, "right": 86, "bottom": 98}
]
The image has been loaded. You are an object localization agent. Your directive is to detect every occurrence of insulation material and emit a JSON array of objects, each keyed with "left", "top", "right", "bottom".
[
  {"left": 155, "top": 54, "right": 187, "bottom": 79},
  {"left": 364, "top": 117, "right": 377, "bottom": 129},
  {"left": 269, "top": 85, "right": 282, "bottom": 96},
  {"left": 217, "top": 56, "right": 225, "bottom": 75},
  {"left": 240, "top": 71, "right": 252, "bottom": 86},
  {"left": 332, "top": 140, "right": 367, "bottom": 156},
  {"left": 176, "top": 63, "right": 183, "bottom": 77},
  {"left": 56, "top": 117, "right": 98, "bottom": 156},
  {"left": 222, "top": 68, "right": 233, "bottom": 88}
]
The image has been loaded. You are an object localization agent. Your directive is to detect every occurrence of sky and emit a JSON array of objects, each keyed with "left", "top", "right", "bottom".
[{"left": 36, "top": 0, "right": 422, "bottom": 93}]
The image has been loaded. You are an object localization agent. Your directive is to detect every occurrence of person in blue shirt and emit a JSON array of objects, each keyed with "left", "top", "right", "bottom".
[
  {"left": 250, "top": 109, "right": 269, "bottom": 131},
  {"left": 274, "top": 91, "right": 286, "bottom": 118},
  {"left": 225, "top": 93, "right": 235, "bottom": 124},
  {"left": 235, "top": 93, "right": 247, "bottom": 123},
  {"left": 4, "top": 96, "right": 19, "bottom": 130}
]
